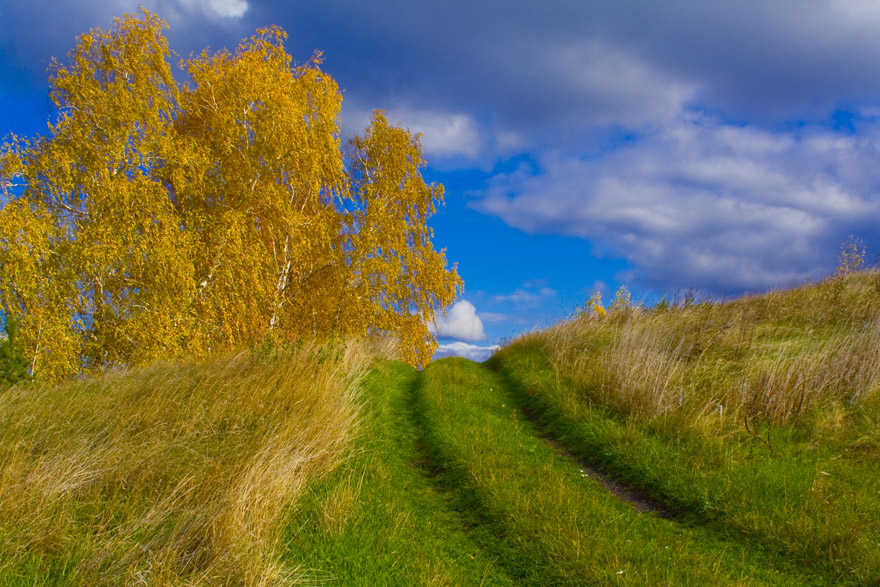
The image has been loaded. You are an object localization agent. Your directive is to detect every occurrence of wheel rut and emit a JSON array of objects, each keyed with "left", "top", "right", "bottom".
[
  {"left": 518, "top": 403, "right": 680, "bottom": 520},
  {"left": 486, "top": 360, "right": 682, "bottom": 520},
  {"left": 413, "top": 357, "right": 818, "bottom": 585}
]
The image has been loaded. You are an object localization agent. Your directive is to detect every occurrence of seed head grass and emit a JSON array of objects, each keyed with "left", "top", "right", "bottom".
[{"left": 541, "top": 270, "right": 880, "bottom": 433}]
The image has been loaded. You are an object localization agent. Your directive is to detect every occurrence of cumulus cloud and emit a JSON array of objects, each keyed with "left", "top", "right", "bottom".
[
  {"left": 434, "top": 342, "right": 500, "bottom": 362},
  {"left": 0, "top": 0, "right": 250, "bottom": 85},
  {"left": 130, "top": 0, "right": 249, "bottom": 22},
  {"left": 124, "top": 0, "right": 249, "bottom": 20},
  {"left": 10, "top": 1, "right": 880, "bottom": 131},
  {"left": 340, "top": 101, "right": 490, "bottom": 162},
  {"left": 501, "top": 36, "right": 695, "bottom": 132},
  {"left": 395, "top": 110, "right": 482, "bottom": 159},
  {"left": 477, "top": 111, "right": 880, "bottom": 293},
  {"left": 276, "top": 1, "right": 880, "bottom": 153},
  {"left": 432, "top": 300, "right": 486, "bottom": 342},
  {"left": 202, "top": 0, "right": 247, "bottom": 18}
]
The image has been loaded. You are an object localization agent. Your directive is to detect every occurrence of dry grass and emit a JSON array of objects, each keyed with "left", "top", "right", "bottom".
[
  {"left": 532, "top": 271, "right": 880, "bottom": 432},
  {"left": 0, "top": 338, "right": 388, "bottom": 585}
]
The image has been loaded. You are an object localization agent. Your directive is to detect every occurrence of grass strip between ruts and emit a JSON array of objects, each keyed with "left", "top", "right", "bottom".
[{"left": 282, "top": 361, "right": 516, "bottom": 586}]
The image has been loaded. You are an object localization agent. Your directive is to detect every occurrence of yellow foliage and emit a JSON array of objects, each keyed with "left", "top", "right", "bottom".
[
  {"left": 610, "top": 284, "right": 631, "bottom": 311},
  {"left": 0, "top": 10, "right": 460, "bottom": 376},
  {"left": 837, "top": 234, "right": 866, "bottom": 277},
  {"left": 345, "top": 112, "right": 462, "bottom": 366},
  {"left": 579, "top": 291, "right": 606, "bottom": 318}
]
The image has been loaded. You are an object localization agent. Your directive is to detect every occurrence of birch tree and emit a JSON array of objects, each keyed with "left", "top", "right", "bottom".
[{"left": 0, "top": 10, "right": 460, "bottom": 377}]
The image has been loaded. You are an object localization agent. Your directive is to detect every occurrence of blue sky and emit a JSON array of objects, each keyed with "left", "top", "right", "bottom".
[{"left": 3, "top": 1, "right": 880, "bottom": 360}]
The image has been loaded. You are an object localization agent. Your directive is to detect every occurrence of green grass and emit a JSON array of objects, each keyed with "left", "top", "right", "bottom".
[
  {"left": 410, "top": 357, "right": 816, "bottom": 586},
  {"left": 286, "top": 357, "right": 819, "bottom": 585},
  {"left": 282, "top": 361, "right": 515, "bottom": 586},
  {"left": 491, "top": 271, "right": 880, "bottom": 584},
  {"left": 5, "top": 272, "right": 880, "bottom": 584}
]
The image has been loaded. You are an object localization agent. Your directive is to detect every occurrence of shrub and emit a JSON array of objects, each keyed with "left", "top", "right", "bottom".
[{"left": 577, "top": 290, "right": 607, "bottom": 319}]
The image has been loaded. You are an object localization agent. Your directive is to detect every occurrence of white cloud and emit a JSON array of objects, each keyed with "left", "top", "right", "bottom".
[
  {"left": 432, "top": 300, "right": 486, "bottom": 342},
  {"left": 477, "top": 111, "right": 880, "bottom": 293},
  {"left": 203, "top": 0, "right": 248, "bottom": 18},
  {"left": 340, "top": 102, "right": 484, "bottom": 160},
  {"left": 404, "top": 111, "right": 481, "bottom": 158},
  {"left": 104, "top": 0, "right": 249, "bottom": 21},
  {"left": 434, "top": 342, "right": 500, "bottom": 362},
  {"left": 163, "top": 0, "right": 248, "bottom": 19},
  {"left": 542, "top": 37, "right": 696, "bottom": 129},
  {"left": 493, "top": 285, "right": 556, "bottom": 307}
]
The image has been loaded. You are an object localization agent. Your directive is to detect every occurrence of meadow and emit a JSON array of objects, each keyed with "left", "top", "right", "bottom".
[
  {"left": 2, "top": 271, "right": 880, "bottom": 584},
  {"left": 489, "top": 270, "right": 880, "bottom": 584}
]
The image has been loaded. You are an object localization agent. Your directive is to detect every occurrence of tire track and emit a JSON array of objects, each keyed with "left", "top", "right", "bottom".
[
  {"left": 484, "top": 355, "right": 831, "bottom": 586},
  {"left": 519, "top": 402, "right": 680, "bottom": 520}
]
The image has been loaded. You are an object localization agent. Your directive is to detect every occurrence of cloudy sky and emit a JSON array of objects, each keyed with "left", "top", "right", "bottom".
[{"left": 3, "top": 1, "right": 880, "bottom": 360}]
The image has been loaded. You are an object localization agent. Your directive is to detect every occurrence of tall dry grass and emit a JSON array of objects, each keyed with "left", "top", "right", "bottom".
[
  {"left": 534, "top": 271, "right": 880, "bottom": 431},
  {"left": 0, "top": 338, "right": 388, "bottom": 585}
]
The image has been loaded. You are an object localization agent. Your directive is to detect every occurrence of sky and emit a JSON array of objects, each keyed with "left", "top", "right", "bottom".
[{"left": 3, "top": 1, "right": 880, "bottom": 361}]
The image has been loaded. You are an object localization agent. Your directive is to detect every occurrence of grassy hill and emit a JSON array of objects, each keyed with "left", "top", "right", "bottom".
[
  {"left": 2, "top": 272, "right": 880, "bottom": 584},
  {"left": 487, "top": 270, "right": 880, "bottom": 584},
  {"left": 0, "top": 342, "right": 379, "bottom": 585}
]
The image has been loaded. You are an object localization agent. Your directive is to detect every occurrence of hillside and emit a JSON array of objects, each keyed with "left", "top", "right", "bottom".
[
  {"left": 0, "top": 342, "right": 377, "bottom": 585},
  {"left": 487, "top": 270, "right": 880, "bottom": 584},
  {"left": 2, "top": 272, "right": 880, "bottom": 584}
]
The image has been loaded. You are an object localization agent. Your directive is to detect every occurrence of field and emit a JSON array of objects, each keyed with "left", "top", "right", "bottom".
[{"left": 3, "top": 272, "right": 880, "bottom": 584}]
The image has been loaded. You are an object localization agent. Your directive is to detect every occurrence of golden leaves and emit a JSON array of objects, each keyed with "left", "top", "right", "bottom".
[
  {"left": 0, "top": 10, "right": 460, "bottom": 377},
  {"left": 345, "top": 112, "right": 462, "bottom": 365}
]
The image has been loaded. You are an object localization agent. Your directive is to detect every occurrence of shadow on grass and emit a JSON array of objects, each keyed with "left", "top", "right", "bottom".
[
  {"left": 403, "top": 369, "right": 544, "bottom": 584},
  {"left": 486, "top": 352, "right": 688, "bottom": 519}
]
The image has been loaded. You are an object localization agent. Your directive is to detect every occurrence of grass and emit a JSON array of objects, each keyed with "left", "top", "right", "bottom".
[
  {"left": 0, "top": 340, "right": 377, "bottom": 585},
  {"left": 412, "top": 357, "right": 816, "bottom": 585},
  {"left": 549, "top": 272, "right": 880, "bottom": 426},
  {"left": 4, "top": 271, "right": 879, "bottom": 584},
  {"left": 281, "top": 360, "right": 516, "bottom": 586},
  {"left": 491, "top": 270, "right": 880, "bottom": 584}
]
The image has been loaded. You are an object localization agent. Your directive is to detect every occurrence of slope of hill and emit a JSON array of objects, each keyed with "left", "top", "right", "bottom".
[
  {"left": 3, "top": 272, "right": 879, "bottom": 585},
  {"left": 489, "top": 270, "right": 880, "bottom": 584},
  {"left": 0, "top": 342, "right": 378, "bottom": 585}
]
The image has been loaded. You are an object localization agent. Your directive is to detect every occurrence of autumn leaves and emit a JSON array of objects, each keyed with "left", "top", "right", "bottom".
[{"left": 0, "top": 10, "right": 460, "bottom": 378}]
